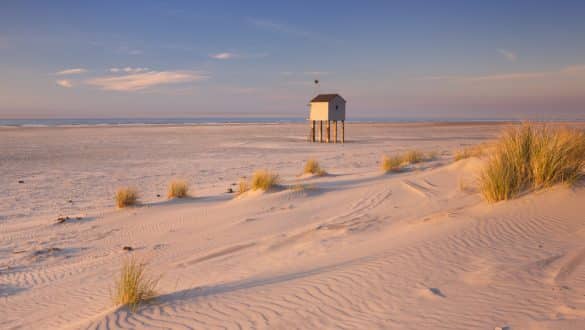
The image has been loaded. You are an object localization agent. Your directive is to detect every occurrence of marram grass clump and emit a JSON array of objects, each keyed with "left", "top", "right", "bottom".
[
  {"left": 480, "top": 124, "right": 585, "bottom": 202},
  {"left": 167, "top": 179, "right": 189, "bottom": 199},
  {"left": 237, "top": 178, "right": 250, "bottom": 196},
  {"left": 115, "top": 187, "right": 139, "bottom": 208},
  {"left": 250, "top": 170, "right": 280, "bottom": 191},
  {"left": 303, "top": 159, "right": 327, "bottom": 176},
  {"left": 381, "top": 155, "right": 404, "bottom": 173},
  {"left": 454, "top": 144, "right": 486, "bottom": 161},
  {"left": 113, "top": 257, "right": 160, "bottom": 311},
  {"left": 381, "top": 150, "right": 436, "bottom": 173}
]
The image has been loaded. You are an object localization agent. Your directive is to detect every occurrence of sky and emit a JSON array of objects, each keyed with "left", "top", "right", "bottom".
[{"left": 1, "top": 0, "right": 585, "bottom": 119}]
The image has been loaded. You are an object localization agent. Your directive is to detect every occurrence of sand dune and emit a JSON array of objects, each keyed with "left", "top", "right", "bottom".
[{"left": 1, "top": 122, "right": 584, "bottom": 329}]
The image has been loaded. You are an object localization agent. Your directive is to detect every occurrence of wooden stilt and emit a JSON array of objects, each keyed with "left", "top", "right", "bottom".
[
  {"left": 341, "top": 120, "right": 345, "bottom": 144},
  {"left": 310, "top": 120, "right": 315, "bottom": 142},
  {"left": 326, "top": 120, "right": 330, "bottom": 143},
  {"left": 334, "top": 121, "right": 338, "bottom": 143},
  {"left": 319, "top": 121, "right": 323, "bottom": 143}
]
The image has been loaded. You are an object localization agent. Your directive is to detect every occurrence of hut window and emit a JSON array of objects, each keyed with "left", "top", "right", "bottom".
[{"left": 335, "top": 105, "right": 339, "bottom": 110}]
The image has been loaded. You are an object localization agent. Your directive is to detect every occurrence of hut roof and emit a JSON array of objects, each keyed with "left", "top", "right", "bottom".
[{"left": 310, "top": 94, "right": 345, "bottom": 103}]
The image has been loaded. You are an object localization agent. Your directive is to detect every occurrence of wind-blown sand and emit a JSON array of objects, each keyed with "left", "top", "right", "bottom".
[{"left": 1, "top": 122, "right": 584, "bottom": 329}]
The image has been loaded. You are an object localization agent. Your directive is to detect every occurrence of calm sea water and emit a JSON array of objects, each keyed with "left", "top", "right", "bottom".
[{"left": 0, "top": 117, "right": 580, "bottom": 127}]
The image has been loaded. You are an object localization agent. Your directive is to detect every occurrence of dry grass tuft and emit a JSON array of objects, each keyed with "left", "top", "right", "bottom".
[
  {"left": 237, "top": 178, "right": 250, "bottom": 196},
  {"left": 115, "top": 187, "right": 139, "bottom": 208},
  {"left": 167, "top": 180, "right": 189, "bottom": 199},
  {"left": 250, "top": 170, "right": 280, "bottom": 191},
  {"left": 113, "top": 257, "right": 160, "bottom": 311},
  {"left": 480, "top": 124, "right": 585, "bottom": 202},
  {"left": 381, "top": 150, "right": 436, "bottom": 173},
  {"left": 381, "top": 155, "right": 404, "bottom": 173},
  {"left": 402, "top": 150, "right": 426, "bottom": 164},
  {"left": 303, "top": 159, "right": 327, "bottom": 176},
  {"left": 454, "top": 144, "right": 486, "bottom": 161}
]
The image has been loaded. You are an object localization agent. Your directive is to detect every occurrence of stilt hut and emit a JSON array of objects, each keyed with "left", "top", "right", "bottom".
[{"left": 308, "top": 94, "right": 346, "bottom": 143}]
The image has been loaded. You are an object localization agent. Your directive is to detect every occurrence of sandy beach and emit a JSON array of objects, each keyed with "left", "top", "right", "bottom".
[{"left": 1, "top": 122, "right": 584, "bottom": 329}]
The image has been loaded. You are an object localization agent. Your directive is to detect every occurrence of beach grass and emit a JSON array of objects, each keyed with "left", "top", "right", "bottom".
[
  {"left": 113, "top": 257, "right": 160, "bottom": 311},
  {"left": 303, "top": 159, "right": 327, "bottom": 176},
  {"left": 454, "top": 144, "right": 486, "bottom": 161},
  {"left": 167, "top": 180, "right": 189, "bottom": 199},
  {"left": 250, "top": 170, "right": 280, "bottom": 191},
  {"left": 237, "top": 179, "right": 250, "bottom": 196},
  {"left": 381, "top": 155, "right": 404, "bottom": 173},
  {"left": 381, "top": 150, "right": 436, "bottom": 173},
  {"left": 480, "top": 124, "right": 585, "bottom": 202},
  {"left": 115, "top": 187, "right": 139, "bottom": 208}
]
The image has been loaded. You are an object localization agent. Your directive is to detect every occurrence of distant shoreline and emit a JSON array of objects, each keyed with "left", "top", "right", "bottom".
[{"left": 1, "top": 117, "right": 583, "bottom": 128}]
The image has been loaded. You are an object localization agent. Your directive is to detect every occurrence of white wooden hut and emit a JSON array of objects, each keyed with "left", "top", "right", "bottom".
[{"left": 309, "top": 94, "right": 346, "bottom": 143}]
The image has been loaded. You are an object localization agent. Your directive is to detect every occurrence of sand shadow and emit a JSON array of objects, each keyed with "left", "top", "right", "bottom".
[
  {"left": 142, "top": 194, "right": 234, "bottom": 208},
  {"left": 152, "top": 256, "right": 374, "bottom": 308}
]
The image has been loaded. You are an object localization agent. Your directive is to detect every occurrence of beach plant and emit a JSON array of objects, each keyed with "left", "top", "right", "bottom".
[
  {"left": 530, "top": 127, "right": 585, "bottom": 188},
  {"left": 381, "top": 155, "right": 404, "bottom": 173},
  {"left": 402, "top": 150, "right": 426, "bottom": 164},
  {"left": 113, "top": 257, "right": 160, "bottom": 311},
  {"left": 381, "top": 150, "right": 436, "bottom": 173},
  {"left": 454, "top": 144, "right": 486, "bottom": 161},
  {"left": 115, "top": 187, "right": 139, "bottom": 208},
  {"left": 167, "top": 179, "right": 189, "bottom": 199},
  {"left": 303, "top": 159, "right": 327, "bottom": 176},
  {"left": 480, "top": 124, "right": 585, "bottom": 202},
  {"left": 250, "top": 170, "right": 280, "bottom": 191},
  {"left": 237, "top": 178, "right": 250, "bottom": 196}
]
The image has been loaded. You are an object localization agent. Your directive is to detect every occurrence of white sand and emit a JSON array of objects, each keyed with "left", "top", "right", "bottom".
[{"left": 1, "top": 122, "right": 584, "bottom": 329}]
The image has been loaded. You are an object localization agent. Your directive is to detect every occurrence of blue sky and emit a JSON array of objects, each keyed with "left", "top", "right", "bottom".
[{"left": 1, "top": 0, "right": 585, "bottom": 119}]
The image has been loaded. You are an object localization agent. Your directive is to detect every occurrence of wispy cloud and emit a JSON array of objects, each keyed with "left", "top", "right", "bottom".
[
  {"left": 418, "top": 64, "right": 585, "bottom": 82},
  {"left": 497, "top": 49, "right": 517, "bottom": 62},
  {"left": 86, "top": 70, "right": 207, "bottom": 92},
  {"left": 109, "top": 67, "right": 149, "bottom": 73},
  {"left": 303, "top": 71, "right": 330, "bottom": 76},
  {"left": 56, "top": 79, "right": 73, "bottom": 88},
  {"left": 281, "top": 71, "right": 331, "bottom": 76},
  {"left": 562, "top": 64, "right": 585, "bottom": 74},
  {"left": 56, "top": 68, "right": 87, "bottom": 75},
  {"left": 248, "top": 18, "right": 313, "bottom": 38},
  {"left": 210, "top": 52, "right": 237, "bottom": 60}
]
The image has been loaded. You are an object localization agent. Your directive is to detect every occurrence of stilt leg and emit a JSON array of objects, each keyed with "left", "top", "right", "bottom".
[
  {"left": 311, "top": 120, "right": 315, "bottom": 142},
  {"left": 341, "top": 120, "right": 345, "bottom": 144},
  {"left": 334, "top": 121, "right": 338, "bottom": 143},
  {"left": 319, "top": 121, "right": 323, "bottom": 143},
  {"left": 326, "top": 120, "right": 330, "bottom": 143}
]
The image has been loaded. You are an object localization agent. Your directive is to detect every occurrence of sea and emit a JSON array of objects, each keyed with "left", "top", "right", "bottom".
[{"left": 0, "top": 117, "right": 581, "bottom": 127}]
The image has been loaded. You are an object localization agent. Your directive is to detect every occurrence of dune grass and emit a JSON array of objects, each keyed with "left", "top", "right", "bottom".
[
  {"left": 454, "top": 144, "right": 486, "bottom": 161},
  {"left": 115, "top": 187, "right": 139, "bottom": 208},
  {"left": 167, "top": 179, "right": 189, "bottom": 199},
  {"left": 237, "top": 178, "right": 250, "bottom": 196},
  {"left": 113, "top": 257, "right": 160, "bottom": 311},
  {"left": 250, "top": 170, "right": 280, "bottom": 191},
  {"left": 381, "top": 155, "right": 404, "bottom": 173},
  {"left": 303, "top": 159, "right": 327, "bottom": 176},
  {"left": 381, "top": 150, "right": 436, "bottom": 173},
  {"left": 480, "top": 124, "right": 585, "bottom": 202}
]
